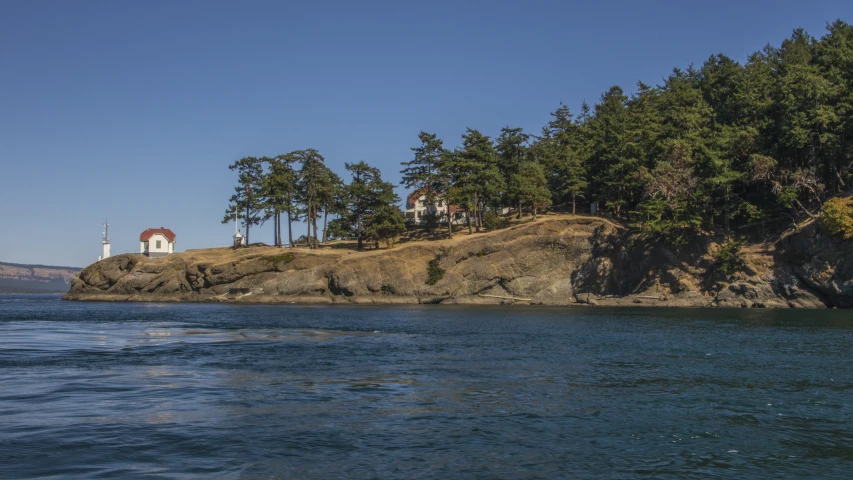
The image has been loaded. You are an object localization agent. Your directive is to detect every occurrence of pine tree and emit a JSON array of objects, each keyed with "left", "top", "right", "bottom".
[
  {"left": 222, "top": 157, "right": 265, "bottom": 245},
  {"left": 344, "top": 161, "right": 396, "bottom": 250},
  {"left": 496, "top": 126, "right": 531, "bottom": 218},
  {"left": 365, "top": 204, "right": 407, "bottom": 249},
  {"left": 509, "top": 161, "right": 550, "bottom": 220},
  {"left": 295, "top": 149, "right": 335, "bottom": 249},
  {"left": 401, "top": 132, "right": 454, "bottom": 236},
  {"left": 587, "top": 86, "right": 631, "bottom": 217},
  {"left": 446, "top": 129, "right": 502, "bottom": 233},
  {"left": 541, "top": 103, "right": 588, "bottom": 214},
  {"left": 263, "top": 154, "right": 299, "bottom": 246}
]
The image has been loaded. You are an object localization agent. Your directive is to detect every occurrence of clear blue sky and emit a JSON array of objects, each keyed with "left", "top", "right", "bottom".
[{"left": 2, "top": 0, "right": 850, "bottom": 267}]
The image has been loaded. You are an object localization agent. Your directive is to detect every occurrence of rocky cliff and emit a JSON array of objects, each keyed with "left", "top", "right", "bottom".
[{"left": 64, "top": 216, "right": 853, "bottom": 308}]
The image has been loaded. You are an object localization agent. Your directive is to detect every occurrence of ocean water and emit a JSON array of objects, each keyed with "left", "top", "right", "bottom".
[{"left": 1, "top": 295, "right": 852, "bottom": 479}]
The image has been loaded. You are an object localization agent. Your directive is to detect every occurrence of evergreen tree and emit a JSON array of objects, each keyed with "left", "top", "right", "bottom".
[
  {"left": 587, "top": 86, "right": 632, "bottom": 217},
  {"left": 446, "top": 128, "right": 503, "bottom": 233},
  {"left": 815, "top": 20, "right": 853, "bottom": 191},
  {"left": 324, "top": 178, "right": 351, "bottom": 242},
  {"left": 344, "top": 161, "right": 397, "bottom": 250},
  {"left": 365, "top": 204, "right": 407, "bottom": 249},
  {"left": 541, "top": 103, "right": 588, "bottom": 214},
  {"left": 222, "top": 156, "right": 265, "bottom": 245},
  {"left": 295, "top": 149, "right": 335, "bottom": 249},
  {"left": 263, "top": 154, "right": 299, "bottom": 246},
  {"left": 509, "top": 161, "right": 551, "bottom": 220},
  {"left": 496, "top": 126, "right": 531, "bottom": 217},
  {"left": 401, "top": 132, "right": 454, "bottom": 236}
]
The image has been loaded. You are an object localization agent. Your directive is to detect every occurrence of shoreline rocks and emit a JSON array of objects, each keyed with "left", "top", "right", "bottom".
[{"left": 64, "top": 217, "right": 852, "bottom": 309}]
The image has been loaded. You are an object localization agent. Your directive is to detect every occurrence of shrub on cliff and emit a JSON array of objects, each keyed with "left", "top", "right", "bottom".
[
  {"left": 265, "top": 253, "right": 294, "bottom": 266},
  {"left": 426, "top": 254, "right": 446, "bottom": 285},
  {"left": 819, "top": 197, "right": 853, "bottom": 240},
  {"left": 714, "top": 241, "right": 745, "bottom": 275},
  {"left": 482, "top": 211, "right": 510, "bottom": 231}
]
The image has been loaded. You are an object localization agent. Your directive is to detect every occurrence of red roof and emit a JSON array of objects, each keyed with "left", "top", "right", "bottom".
[
  {"left": 140, "top": 228, "right": 176, "bottom": 242},
  {"left": 406, "top": 188, "right": 428, "bottom": 209},
  {"left": 406, "top": 189, "right": 463, "bottom": 212}
]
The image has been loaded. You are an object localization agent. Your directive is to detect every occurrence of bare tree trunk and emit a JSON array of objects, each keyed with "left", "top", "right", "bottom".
[
  {"left": 245, "top": 203, "right": 250, "bottom": 245},
  {"left": 572, "top": 194, "right": 576, "bottom": 215},
  {"left": 287, "top": 211, "right": 293, "bottom": 247},
  {"left": 312, "top": 208, "right": 319, "bottom": 249},
  {"left": 272, "top": 214, "right": 277, "bottom": 246},
  {"left": 447, "top": 207, "right": 453, "bottom": 238},
  {"left": 517, "top": 200, "right": 522, "bottom": 219},
  {"left": 357, "top": 207, "right": 363, "bottom": 251},
  {"left": 306, "top": 205, "right": 311, "bottom": 248},
  {"left": 467, "top": 204, "right": 472, "bottom": 235},
  {"left": 533, "top": 206, "right": 537, "bottom": 220},
  {"left": 277, "top": 212, "right": 282, "bottom": 247},
  {"left": 832, "top": 162, "right": 846, "bottom": 190},
  {"left": 794, "top": 198, "right": 817, "bottom": 219},
  {"left": 322, "top": 209, "right": 328, "bottom": 244}
]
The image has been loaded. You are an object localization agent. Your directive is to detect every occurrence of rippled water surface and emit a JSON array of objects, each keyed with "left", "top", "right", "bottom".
[{"left": 1, "top": 295, "right": 852, "bottom": 479}]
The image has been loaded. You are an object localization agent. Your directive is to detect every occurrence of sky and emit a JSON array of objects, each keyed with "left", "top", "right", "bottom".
[{"left": 1, "top": 0, "right": 851, "bottom": 267}]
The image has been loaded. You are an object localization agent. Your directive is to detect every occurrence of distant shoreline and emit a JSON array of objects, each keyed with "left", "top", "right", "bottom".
[{"left": 1, "top": 290, "right": 66, "bottom": 295}]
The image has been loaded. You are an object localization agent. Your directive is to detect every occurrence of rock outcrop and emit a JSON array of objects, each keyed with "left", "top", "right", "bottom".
[{"left": 64, "top": 216, "right": 853, "bottom": 308}]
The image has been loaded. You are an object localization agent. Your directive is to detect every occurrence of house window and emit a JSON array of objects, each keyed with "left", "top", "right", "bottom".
[
  {"left": 143, "top": 241, "right": 149, "bottom": 250},
  {"left": 156, "top": 240, "right": 162, "bottom": 249},
  {"left": 438, "top": 200, "right": 443, "bottom": 207}
]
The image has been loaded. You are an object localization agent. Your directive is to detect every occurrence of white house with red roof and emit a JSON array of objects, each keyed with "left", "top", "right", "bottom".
[
  {"left": 404, "top": 189, "right": 465, "bottom": 225},
  {"left": 139, "top": 228, "right": 176, "bottom": 257}
]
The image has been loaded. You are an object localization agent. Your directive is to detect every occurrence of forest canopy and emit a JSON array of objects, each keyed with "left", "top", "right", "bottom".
[{"left": 225, "top": 21, "right": 853, "bottom": 247}]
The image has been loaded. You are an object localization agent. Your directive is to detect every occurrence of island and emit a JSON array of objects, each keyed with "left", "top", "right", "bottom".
[
  {"left": 65, "top": 22, "right": 853, "bottom": 309},
  {"left": 64, "top": 214, "right": 851, "bottom": 308}
]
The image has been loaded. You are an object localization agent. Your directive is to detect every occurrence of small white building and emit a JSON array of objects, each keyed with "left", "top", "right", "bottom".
[
  {"left": 403, "top": 189, "right": 465, "bottom": 225},
  {"left": 140, "top": 228, "right": 176, "bottom": 257}
]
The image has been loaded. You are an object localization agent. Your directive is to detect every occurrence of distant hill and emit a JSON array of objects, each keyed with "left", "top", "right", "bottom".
[{"left": 0, "top": 261, "right": 81, "bottom": 293}]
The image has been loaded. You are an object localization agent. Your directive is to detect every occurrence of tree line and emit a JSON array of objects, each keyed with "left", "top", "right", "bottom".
[
  {"left": 222, "top": 150, "right": 405, "bottom": 249},
  {"left": 227, "top": 21, "right": 853, "bottom": 247}
]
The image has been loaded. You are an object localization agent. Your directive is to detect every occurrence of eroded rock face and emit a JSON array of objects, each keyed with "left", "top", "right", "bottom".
[
  {"left": 782, "top": 231, "right": 853, "bottom": 308},
  {"left": 64, "top": 217, "right": 852, "bottom": 308}
]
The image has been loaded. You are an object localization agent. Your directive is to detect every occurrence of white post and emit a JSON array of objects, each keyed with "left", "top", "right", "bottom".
[
  {"left": 101, "top": 220, "right": 111, "bottom": 260},
  {"left": 232, "top": 208, "right": 245, "bottom": 247}
]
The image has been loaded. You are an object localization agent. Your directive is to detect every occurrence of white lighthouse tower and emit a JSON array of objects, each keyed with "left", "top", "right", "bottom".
[{"left": 99, "top": 220, "right": 111, "bottom": 261}]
